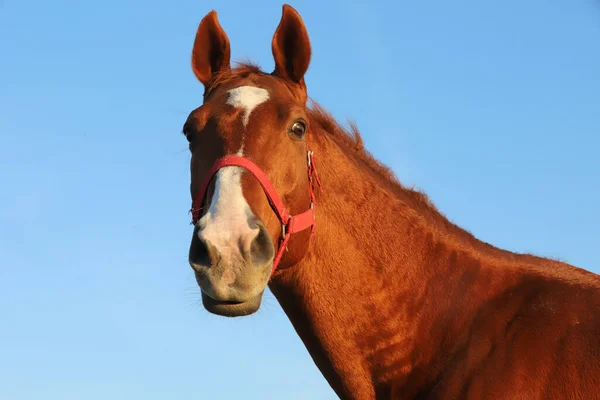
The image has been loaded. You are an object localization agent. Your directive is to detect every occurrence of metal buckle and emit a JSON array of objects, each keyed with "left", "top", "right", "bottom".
[{"left": 281, "top": 222, "right": 287, "bottom": 240}]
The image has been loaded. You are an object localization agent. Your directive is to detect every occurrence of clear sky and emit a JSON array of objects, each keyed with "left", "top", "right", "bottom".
[{"left": 1, "top": 0, "right": 599, "bottom": 399}]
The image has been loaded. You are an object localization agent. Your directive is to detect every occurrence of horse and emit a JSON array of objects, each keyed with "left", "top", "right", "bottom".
[{"left": 180, "top": 4, "right": 600, "bottom": 399}]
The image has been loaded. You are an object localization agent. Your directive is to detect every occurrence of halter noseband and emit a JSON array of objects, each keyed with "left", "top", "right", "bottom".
[{"left": 190, "top": 145, "right": 321, "bottom": 275}]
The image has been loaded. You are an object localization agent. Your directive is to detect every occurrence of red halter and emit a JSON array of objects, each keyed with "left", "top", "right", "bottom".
[{"left": 190, "top": 145, "right": 321, "bottom": 275}]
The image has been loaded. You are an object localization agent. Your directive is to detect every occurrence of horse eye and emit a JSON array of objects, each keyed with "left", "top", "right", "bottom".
[
  {"left": 289, "top": 120, "right": 307, "bottom": 139},
  {"left": 184, "top": 130, "right": 195, "bottom": 143}
]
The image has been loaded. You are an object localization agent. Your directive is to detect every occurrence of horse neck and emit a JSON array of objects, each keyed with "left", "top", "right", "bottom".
[{"left": 269, "top": 130, "right": 522, "bottom": 398}]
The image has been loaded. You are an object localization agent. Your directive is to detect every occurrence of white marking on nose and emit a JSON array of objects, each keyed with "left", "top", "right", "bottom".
[
  {"left": 195, "top": 86, "right": 268, "bottom": 259},
  {"left": 196, "top": 165, "right": 259, "bottom": 260},
  {"left": 226, "top": 86, "right": 269, "bottom": 128}
]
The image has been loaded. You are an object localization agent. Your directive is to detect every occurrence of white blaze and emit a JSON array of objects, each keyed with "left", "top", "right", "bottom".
[
  {"left": 197, "top": 166, "right": 258, "bottom": 257},
  {"left": 196, "top": 86, "right": 269, "bottom": 257},
  {"left": 225, "top": 86, "right": 270, "bottom": 128}
]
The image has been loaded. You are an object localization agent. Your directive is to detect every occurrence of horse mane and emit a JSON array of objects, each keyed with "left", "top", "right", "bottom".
[
  {"left": 306, "top": 100, "right": 437, "bottom": 212},
  {"left": 305, "top": 100, "right": 577, "bottom": 266}
]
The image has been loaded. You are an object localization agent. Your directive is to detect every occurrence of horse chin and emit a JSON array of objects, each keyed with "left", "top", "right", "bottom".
[{"left": 201, "top": 291, "right": 263, "bottom": 317}]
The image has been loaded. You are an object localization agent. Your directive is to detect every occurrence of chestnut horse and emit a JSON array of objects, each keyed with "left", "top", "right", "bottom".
[{"left": 181, "top": 4, "right": 600, "bottom": 399}]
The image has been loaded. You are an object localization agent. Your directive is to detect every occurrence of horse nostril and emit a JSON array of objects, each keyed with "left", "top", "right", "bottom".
[
  {"left": 250, "top": 222, "right": 275, "bottom": 266},
  {"left": 189, "top": 228, "right": 213, "bottom": 268},
  {"left": 190, "top": 220, "right": 274, "bottom": 269}
]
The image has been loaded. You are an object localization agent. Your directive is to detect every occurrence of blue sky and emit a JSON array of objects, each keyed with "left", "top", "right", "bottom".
[{"left": 1, "top": 0, "right": 599, "bottom": 399}]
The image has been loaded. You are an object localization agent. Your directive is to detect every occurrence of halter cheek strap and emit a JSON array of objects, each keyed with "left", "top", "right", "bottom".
[{"left": 190, "top": 145, "right": 321, "bottom": 275}]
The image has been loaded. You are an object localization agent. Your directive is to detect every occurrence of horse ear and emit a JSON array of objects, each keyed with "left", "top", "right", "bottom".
[
  {"left": 191, "top": 10, "right": 231, "bottom": 88},
  {"left": 271, "top": 4, "right": 311, "bottom": 85}
]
